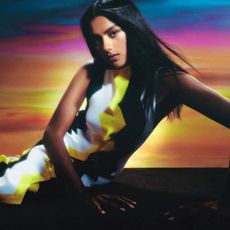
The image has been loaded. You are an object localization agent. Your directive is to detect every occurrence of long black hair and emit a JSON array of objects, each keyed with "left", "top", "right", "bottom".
[{"left": 80, "top": 0, "right": 197, "bottom": 123}]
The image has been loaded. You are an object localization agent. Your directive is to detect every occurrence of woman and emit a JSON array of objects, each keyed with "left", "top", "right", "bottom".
[{"left": 0, "top": 0, "right": 229, "bottom": 215}]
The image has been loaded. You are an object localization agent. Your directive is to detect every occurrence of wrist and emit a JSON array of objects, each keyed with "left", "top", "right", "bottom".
[{"left": 64, "top": 182, "right": 86, "bottom": 195}]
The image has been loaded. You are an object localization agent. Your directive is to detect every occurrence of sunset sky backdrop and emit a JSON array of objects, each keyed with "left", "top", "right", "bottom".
[{"left": 0, "top": 0, "right": 229, "bottom": 167}]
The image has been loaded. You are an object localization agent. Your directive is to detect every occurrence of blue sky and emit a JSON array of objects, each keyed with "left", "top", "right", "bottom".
[{"left": 0, "top": 0, "right": 229, "bottom": 36}]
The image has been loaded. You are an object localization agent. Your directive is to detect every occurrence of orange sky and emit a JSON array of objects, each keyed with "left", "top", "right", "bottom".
[{"left": 0, "top": 27, "right": 229, "bottom": 168}]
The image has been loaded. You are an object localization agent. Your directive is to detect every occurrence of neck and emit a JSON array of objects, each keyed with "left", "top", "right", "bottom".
[{"left": 110, "top": 64, "right": 131, "bottom": 78}]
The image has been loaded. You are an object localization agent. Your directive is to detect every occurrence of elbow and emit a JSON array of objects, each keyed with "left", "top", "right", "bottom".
[
  {"left": 43, "top": 128, "right": 53, "bottom": 149},
  {"left": 42, "top": 127, "right": 64, "bottom": 159},
  {"left": 43, "top": 126, "right": 63, "bottom": 144},
  {"left": 43, "top": 127, "right": 51, "bottom": 143}
]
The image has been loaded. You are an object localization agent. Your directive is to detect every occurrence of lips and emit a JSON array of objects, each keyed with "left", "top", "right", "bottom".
[{"left": 108, "top": 54, "right": 119, "bottom": 61}]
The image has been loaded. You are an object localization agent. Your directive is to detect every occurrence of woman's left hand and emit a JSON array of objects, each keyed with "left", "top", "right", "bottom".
[
  {"left": 81, "top": 192, "right": 137, "bottom": 215},
  {"left": 163, "top": 200, "right": 219, "bottom": 222}
]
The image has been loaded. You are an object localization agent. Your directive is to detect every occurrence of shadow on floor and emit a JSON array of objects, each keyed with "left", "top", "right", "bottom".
[{"left": 1, "top": 168, "right": 230, "bottom": 230}]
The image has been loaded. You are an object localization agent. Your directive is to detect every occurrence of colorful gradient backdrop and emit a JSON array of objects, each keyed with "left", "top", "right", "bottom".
[{"left": 0, "top": 0, "right": 229, "bottom": 167}]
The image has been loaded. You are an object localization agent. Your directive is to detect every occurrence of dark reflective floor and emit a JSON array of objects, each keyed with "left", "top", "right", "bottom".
[{"left": 1, "top": 168, "right": 229, "bottom": 230}]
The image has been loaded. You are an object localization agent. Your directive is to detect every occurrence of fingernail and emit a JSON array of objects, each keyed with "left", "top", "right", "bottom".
[
  {"left": 163, "top": 212, "right": 170, "bottom": 216},
  {"left": 129, "top": 204, "right": 135, "bottom": 208},
  {"left": 101, "top": 210, "right": 106, "bottom": 214},
  {"left": 120, "top": 208, "right": 126, "bottom": 212},
  {"left": 168, "top": 216, "right": 175, "bottom": 221}
]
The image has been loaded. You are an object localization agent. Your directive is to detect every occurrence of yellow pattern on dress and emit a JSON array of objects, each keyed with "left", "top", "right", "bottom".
[
  {"left": 100, "top": 68, "right": 131, "bottom": 141},
  {"left": 67, "top": 66, "right": 131, "bottom": 161},
  {"left": 0, "top": 154, "right": 55, "bottom": 204}
]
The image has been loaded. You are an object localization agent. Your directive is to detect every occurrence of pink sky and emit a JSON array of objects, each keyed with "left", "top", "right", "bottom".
[{"left": 0, "top": 24, "right": 229, "bottom": 167}]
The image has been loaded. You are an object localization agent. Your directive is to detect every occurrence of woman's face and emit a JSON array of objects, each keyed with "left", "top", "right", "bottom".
[{"left": 90, "top": 16, "right": 128, "bottom": 69}]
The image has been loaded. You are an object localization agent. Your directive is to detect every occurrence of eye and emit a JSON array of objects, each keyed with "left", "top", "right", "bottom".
[{"left": 108, "top": 30, "right": 119, "bottom": 38}]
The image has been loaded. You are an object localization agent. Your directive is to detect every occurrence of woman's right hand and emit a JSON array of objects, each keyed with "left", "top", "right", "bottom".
[{"left": 81, "top": 192, "right": 137, "bottom": 215}]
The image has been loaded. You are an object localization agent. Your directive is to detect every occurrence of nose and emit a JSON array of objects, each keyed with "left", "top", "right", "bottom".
[{"left": 102, "top": 37, "right": 113, "bottom": 54}]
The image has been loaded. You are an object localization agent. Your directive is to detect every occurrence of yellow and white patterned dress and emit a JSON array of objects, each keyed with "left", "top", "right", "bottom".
[{"left": 0, "top": 64, "right": 148, "bottom": 205}]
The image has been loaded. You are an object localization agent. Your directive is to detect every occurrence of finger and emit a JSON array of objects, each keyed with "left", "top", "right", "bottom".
[
  {"left": 200, "top": 201, "right": 219, "bottom": 210},
  {"left": 100, "top": 193, "right": 133, "bottom": 203},
  {"left": 117, "top": 195, "right": 137, "bottom": 205},
  {"left": 168, "top": 216, "right": 175, "bottom": 222},
  {"left": 102, "top": 194, "right": 136, "bottom": 208},
  {"left": 162, "top": 212, "right": 175, "bottom": 221},
  {"left": 115, "top": 195, "right": 136, "bottom": 208},
  {"left": 92, "top": 198, "right": 106, "bottom": 215},
  {"left": 163, "top": 211, "right": 172, "bottom": 216},
  {"left": 97, "top": 195, "right": 126, "bottom": 212},
  {"left": 99, "top": 194, "right": 136, "bottom": 210},
  {"left": 114, "top": 196, "right": 135, "bottom": 208}
]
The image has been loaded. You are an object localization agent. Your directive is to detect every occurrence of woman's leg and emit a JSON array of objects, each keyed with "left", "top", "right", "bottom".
[
  {"left": 0, "top": 144, "right": 55, "bottom": 205},
  {"left": 0, "top": 128, "right": 114, "bottom": 205}
]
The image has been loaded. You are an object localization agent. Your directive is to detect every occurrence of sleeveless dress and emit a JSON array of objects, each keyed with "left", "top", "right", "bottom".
[
  {"left": 0, "top": 63, "right": 179, "bottom": 205},
  {"left": 0, "top": 63, "right": 144, "bottom": 204}
]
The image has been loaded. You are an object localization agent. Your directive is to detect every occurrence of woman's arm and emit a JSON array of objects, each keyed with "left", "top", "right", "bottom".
[
  {"left": 43, "top": 64, "right": 137, "bottom": 214},
  {"left": 160, "top": 72, "right": 230, "bottom": 217},
  {"left": 43, "top": 64, "right": 90, "bottom": 193},
  {"left": 164, "top": 72, "right": 230, "bottom": 128}
]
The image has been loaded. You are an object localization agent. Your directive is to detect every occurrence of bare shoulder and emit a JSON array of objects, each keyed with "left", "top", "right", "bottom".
[
  {"left": 59, "top": 61, "right": 98, "bottom": 106},
  {"left": 73, "top": 61, "right": 95, "bottom": 81},
  {"left": 176, "top": 71, "right": 204, "bottom": 88},
  {"left": 158, "top": 70, "right": 203, "bottom": 94},
  {"left": 68, "top": 61, "right": 98, "bottom": 92}
]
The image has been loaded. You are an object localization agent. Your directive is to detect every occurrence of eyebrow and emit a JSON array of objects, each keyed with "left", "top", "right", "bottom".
[{"left": 92, "top": 25, "right": 117, "bottom": 36}]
